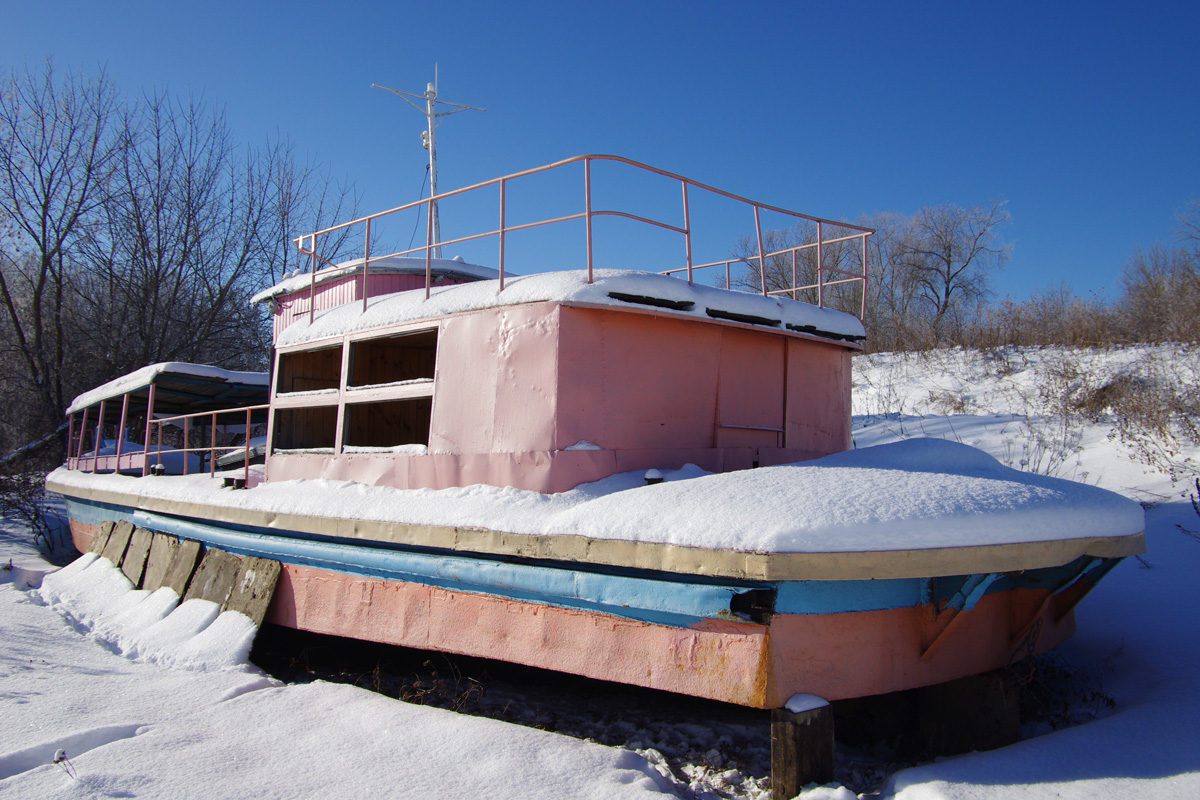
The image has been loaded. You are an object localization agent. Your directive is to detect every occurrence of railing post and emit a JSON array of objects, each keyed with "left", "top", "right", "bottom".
[
  {"left": 142, "top": 383, "right": 156, "bottom": 476},
  {"left": 861, "top": 234, "right": 868, "bottom": 319},
  {"left": 584, "top": 158, "right": 594, "bottom": 283},
  {"left": 210, "top": 412, "right": 217, "bottom": 477},
  {"left": 792, "top": 250, "right": 799, "bottom": 301},
  {"left": 817, "top": 221, "right": 824, "bottom": 308},
  {"left": 115, "top": 393, "right": 130, "bottom": 470},
  {"left": 363, "top": 217, "right": 372, "bottom": 312},
  {"left": 499, "top": 178, "right": 507, "bottom": 291},
  {"left": 754, "top": 206, "right": 767, "bottom": 296},
  {"left": 66, "top": 412, "right": 75, "bottom": 467},
  {"left": 244, "top": 408, "right": 252, "bottom": 486},
  {"left": 183, "top": 416, "right": 190, "bottom": 476},
  {"left": 76, "top": 408, "right": 88, "bottom": 464},
  {"left": 309, "top": 238, "right": 317, "bottom": 325},
  {"left": 682, "top": 181, "right": 693, "bottom": 285},
  {"left": 91, "top": 400, "right": 106, "bottom": 471},
  {"left": 425, "top": 197, "right": 434, "bottom": 299}
]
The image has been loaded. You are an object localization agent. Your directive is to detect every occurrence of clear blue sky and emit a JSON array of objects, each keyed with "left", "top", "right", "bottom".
[{"left": 4, "top": 0, "right": 1197, "bottom": 301}]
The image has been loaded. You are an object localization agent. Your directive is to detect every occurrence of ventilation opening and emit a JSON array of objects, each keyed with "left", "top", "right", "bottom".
[
  {"left": 349, "top": 329, "right": 437, "bottom": 389},
  {"left": 272, "top": 406, "right": 337, "bottom": 451},
  {"left": 344, "top": 398, "right": 432, "bottom": 448},
  {"left": 277, "top": 346, "right": 342, "bottom": 394}
]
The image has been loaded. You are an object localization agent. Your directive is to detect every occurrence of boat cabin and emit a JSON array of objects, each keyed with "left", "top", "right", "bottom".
[{"left": 254, "top": 156, "right": 872, "bottom": 493}]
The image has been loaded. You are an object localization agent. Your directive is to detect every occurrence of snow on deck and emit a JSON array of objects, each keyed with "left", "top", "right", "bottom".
[
  {"left": 48, "top": 439, "right": 1143, "bottom": 555},
  {"left": 66, "top": 363, "right": 270, "bottom": 415},
  {"left": 274, "top": 268, "right": 867, "bottom": 347}
]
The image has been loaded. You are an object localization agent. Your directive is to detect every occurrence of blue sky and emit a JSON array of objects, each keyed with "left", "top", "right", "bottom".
[{"left": 4, "top": 0, "right": 1197, "bottom": 301}]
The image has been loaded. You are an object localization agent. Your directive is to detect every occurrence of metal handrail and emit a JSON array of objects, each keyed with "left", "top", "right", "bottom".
[
  {"left": 143, "top": 404, "right": 271, "bottom": 484},
  {"left": 293, "top": 154, "right": 873, "bottom": 318}
]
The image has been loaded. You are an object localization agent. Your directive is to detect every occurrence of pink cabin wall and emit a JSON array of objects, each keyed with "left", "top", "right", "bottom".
[
  {"left": 266, "top": 301, "right": 855, "bottom": 492},
  {"left": 554, "top": 306, "right": 851, "bottom": 458}
]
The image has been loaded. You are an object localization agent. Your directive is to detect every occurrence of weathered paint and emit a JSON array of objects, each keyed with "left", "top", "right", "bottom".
[
  {"left": 53, "top": 485, "right": 1144, "bottom": 583},
  {"left": 267, "top": 561, "right": 774, "bottom": 706},
  {"left": 762, "top": 587, "right": 1076, "bottom": 705},
  {"left": 61, "top": 497, "right": 1097, "bottom": 706},
  {"left": 120, "top": 507, "right": 765, "bottom": 628},
  {"left": 266, "top": 301, "right": 853, "bottom": 493}
]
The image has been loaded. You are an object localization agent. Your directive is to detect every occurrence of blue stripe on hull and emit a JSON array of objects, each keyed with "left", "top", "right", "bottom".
[{"left": 61, "top": 496, "right": 1115, "bottom": 626}]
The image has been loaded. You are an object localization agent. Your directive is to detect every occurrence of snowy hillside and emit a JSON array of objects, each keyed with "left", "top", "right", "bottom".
[{"left": 2, "top": 344, "right": 1198, "bottom": 800}]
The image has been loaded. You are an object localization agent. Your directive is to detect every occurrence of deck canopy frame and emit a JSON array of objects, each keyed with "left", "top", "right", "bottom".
[
  {"left": 293, "top": 155, "right": 875, "bottom": 321},
  {"left": 67, "top": 367, "right": 270, "bottom": 481}
]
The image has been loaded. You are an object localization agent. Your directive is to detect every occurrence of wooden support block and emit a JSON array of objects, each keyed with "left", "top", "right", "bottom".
[
  {"left": 142, "top": 534, "right": 180, "bottom": 592},
  {"left": 121, "top": 528, "right": 154, "bottom": 587},
  {"left": 223, "top": 557, "right": 282, "bottom": 626},
  {"left": 101, "top": 520, "right": 135, "bottom": 566},
  {"left": 771, "top": 696, "right": 834, "bottom": 798},
  {"left": 161, "top": 539, "right": 203, "bottom": 597},
  {"left": 182, "top": 548, "right": 242, "bottom": 606},
  {"left": 88, "top": 521, "right": 115, "bottom": 554},
  {"left": 917, "top": 671, "right": 1019, "bottom": 757}
]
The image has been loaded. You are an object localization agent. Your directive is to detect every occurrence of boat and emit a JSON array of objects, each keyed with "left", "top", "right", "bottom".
[{"left": 46, "top": 155, "right": 1145, "bottom": 709}]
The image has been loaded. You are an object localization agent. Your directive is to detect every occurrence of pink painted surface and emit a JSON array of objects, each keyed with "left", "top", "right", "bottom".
[
  {"left": 263, "top": 559, "right": 1070, "bottom": 706},
  {"left": 267, "top": 302, "right": 852, "bottom": 492},
  {"left": 785, "top": 339, "right": 852, "bottom": 454},
  {"left": 66, "top": 516, "right": 1071, "bottom": 706},
  {"left": 763, "top": 588, "right": 1075, "bottom": 705},
  {"left": 267, "top": 561, "right": 772, "bottom": 707}
]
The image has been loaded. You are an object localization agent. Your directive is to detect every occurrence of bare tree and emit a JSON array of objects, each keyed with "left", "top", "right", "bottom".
[
  {"left": 1120, "top": 243, "right": 1200, "bottom": 342},
  {"left": 254, "top": 137, "right": 361, "bottom": 286},
  {"left": 903, "top": 201, "right": 1011, "bottom": 343},
  {"left": 0, "top": 62, "right": 119, "bottom": 439},
  {"left": 0, "top": 64, "right": 360, "bottom": 459},
  {"left": 76, "top": 90, "right": 277, "bottom": 374},
  {"left": 728, "top": 221, "right": 862, "bottom": 314}
]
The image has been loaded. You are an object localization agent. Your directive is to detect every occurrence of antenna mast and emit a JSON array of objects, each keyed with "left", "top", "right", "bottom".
[{"left": 372, "top": 72, "right": 485, "bottom": 259}]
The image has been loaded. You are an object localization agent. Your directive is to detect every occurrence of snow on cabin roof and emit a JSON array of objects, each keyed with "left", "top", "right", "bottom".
[
  {"left": 66, "top": 363, "right": 269, "bottom": 415},
  {"left": 250, "top": 256, "right": 501, "bottom": 304},
  {"left": 275, "top": 269, "right": 867, "bottom": 348}
]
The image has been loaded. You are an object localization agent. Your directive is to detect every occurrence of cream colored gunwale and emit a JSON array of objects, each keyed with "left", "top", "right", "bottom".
[{"left": 47, "top": 477, "right": 1145, "bottom": 583}]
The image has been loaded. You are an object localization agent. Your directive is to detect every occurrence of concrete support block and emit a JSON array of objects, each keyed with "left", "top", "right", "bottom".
[
  {"left": 101, "top": 520, "right": 135, "bottom": 566},
  {"left": 142, "top": 534, "right": 180, "bottom": 592},
  {"left": 224, "top": 557, "right": 282, "bottom": 626},
  {"left": 771, "top": 695, "right": 834, "bottom": 798},
  {"left": 88, "top": 521, "right": 115, "bottom": 554},
  {"left": 121, "top": 528, "right": 154, "bottom": 587},
  {"left": 162, "top": 539, "right": 203, "bottom": 598},
  {"left": 182, "top": 548, "right": 242, "bottom": 606}
]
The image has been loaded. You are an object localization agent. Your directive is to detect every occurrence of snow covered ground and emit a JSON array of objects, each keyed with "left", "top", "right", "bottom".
[{"left": 3, "top": 344, "right": 1199, "bottom": 799}]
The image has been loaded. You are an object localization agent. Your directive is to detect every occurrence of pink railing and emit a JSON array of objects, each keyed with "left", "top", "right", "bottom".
[
  {"left": 69, "top": 404, "right": 270, "bottom": 486},
  {"left": 294, "top": 155, "right": 874, "bottom": 319}
]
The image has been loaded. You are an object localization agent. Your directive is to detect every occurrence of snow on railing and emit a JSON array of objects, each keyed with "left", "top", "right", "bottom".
[{"left": 293, "top": 155, "right": 874, "bottom": 320}]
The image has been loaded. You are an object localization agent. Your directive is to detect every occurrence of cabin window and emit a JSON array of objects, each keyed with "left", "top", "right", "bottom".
[
  {"left": 272, "top": 406, "right": 337, "bottom": 451},
  {"left": 343, "top": 398, "right": 432, "bottom": 449},
  {"left": 277, "top": 346, "right": 342, "bottom": 395},
  {"left": 348, "top": 329, "right": 437, "bottom": 389}
]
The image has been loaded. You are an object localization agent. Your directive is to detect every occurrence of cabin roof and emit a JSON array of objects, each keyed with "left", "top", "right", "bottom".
[
  {"left": 66, "top": 363, "right": 269, "bottom": 415},
  {"left": 275, "top": 269, "right": 867, "bottom": 349},
  {"left": 250, "top": 256, "right": 500, "bottom": 304}
]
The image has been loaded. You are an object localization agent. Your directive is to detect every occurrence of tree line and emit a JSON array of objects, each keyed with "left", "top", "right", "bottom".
[
  {"left": 0, "top": 62, "right": 359, "bottom": 463},
  {"left": 733, "top": 198, "right": 1200, "bottom": 353}
]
